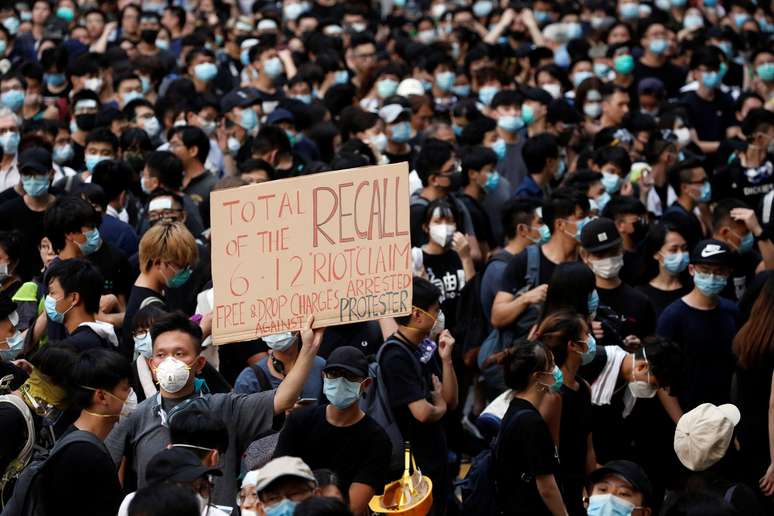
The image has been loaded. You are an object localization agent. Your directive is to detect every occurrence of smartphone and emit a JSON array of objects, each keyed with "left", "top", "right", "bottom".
[{"left": 297, "top": 398, "right": 317, "bottom": 405}]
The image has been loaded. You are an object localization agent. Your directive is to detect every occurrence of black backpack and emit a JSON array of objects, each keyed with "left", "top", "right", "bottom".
[{"left": 1, "top": 430, "right": 106, "bottom": 516}]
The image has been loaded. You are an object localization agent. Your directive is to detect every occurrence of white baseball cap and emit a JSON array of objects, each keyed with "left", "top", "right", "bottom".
[
  {"left": 396, "top": 78, "right": 425, "bottom": 97},
  {"left": 674, "top": 403, "right": 740, "bottom": 472},
  {"left": 254, "top": 456, "right": 317, "bottom": 492}
]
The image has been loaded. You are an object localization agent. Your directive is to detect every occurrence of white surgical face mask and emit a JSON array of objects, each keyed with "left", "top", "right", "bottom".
[
  {"left": 589, "top": 254, "right": 624, "bottom": 279},
  {"left": 263, "top": 332, "right": 296, "bottom": 351},
  {"left": 431, "top": 310, "right": 445, "bottom": 337},
  {"left": 154, "top": 356, "right": 192, "bottom": 393},
  {"left": 541, "top": 83, "right": 562, "bottom": 99},
  {"left": 429, "top": 223, "right": 454, "bottom": 247},
  {"left": 628, "top": 353, "right": 658, "bottom": 398},
  {"left": 120, "top": 388, "right": 138, "bottom": 420}
]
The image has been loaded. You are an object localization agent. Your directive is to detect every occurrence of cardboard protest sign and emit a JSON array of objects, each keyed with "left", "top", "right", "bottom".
[{"left": 210, "top": 163, "right": 413, "bottom": 345}]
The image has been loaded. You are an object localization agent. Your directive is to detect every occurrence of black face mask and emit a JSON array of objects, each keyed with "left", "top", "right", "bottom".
[
  {"left": 140, "top": 29, "right": 159, "bottom": 44},
  {"left": 75, "top": 113, "right": 96, "bottom": 132}
]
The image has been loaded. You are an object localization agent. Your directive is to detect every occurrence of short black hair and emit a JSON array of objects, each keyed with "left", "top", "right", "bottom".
[
  {"left": 44, "top": 195, "right": 101, "bottom": 254},
  {"left": 712, "top": 198, "right": 750, "bottom": 231},
  {"left": 71, "top": 348, "right": 132, "bottom": 410},
  {"left": 170, "top": 126, "right": 210, "bottom": 164},
  {"left": 415, "top": 138, "right": 455, "bottom": 185},
  {"left": 128, "top": 483, "right": 200, "bottom": 516},
  {"left": 741, "top": 108, "right": 774, "bottom": 137},
  {"left": 252, "top": 125, "right": 291, "bottom": 158},
  {"left": 601, "top": 196, "right": 646, "bottom": 220},
  {"left": 593, "top": 145, "right": 631, "bottom": 176},
  {"left": 85, "top": 127, "right": 119, "bottom": 152},
  {"left": 0, "top": 230, "right": 23, "bottom": 265},
  {"left": 491, "top": 89, "right": 523, "bottom": 110},
  {"left": 502, "top": 340, "right": 552, "bottom": 392},
  {"left": 146, "top": 150, "right": 184, "bottom": 190},
  {"left": 667, "top": 158, "right": 703, "bottom": 192},
  {"left": 543, "top": 187, "right": 589, "bottom": 231},
  {"left": 458, "top": 117, "right": 496, "bottom": 146},
  {"left": 46, "top": 258, "right": 103, "bottom": 315},
  {"left": 150, "top": 311, "right": 203, "bottom": 354},
  {"left": 395, "top": 276, "right": 441, "bottom": 325},
  {"left": 689, "top": 46, "right": 721, "bottom": 71},
  {"left": 638, "top": 336, "right": 683, "bottom": 388},
  {"left": 27, "top": 342, "right": 79, "bottom": 397},
  {"left": 91, "top": 160, "right": 131, "bottom": 202},
  {"left": 169, "top": 408, "right": 229, "bottom": 454},
  {"left": 502, "top": 198, "right": 541, "bottom": 240},
  {"left": 460, "top": 145, "right": 498, "bottom": 186},
  {"left": 543, "top": 262, "right": 596, "bottom": 319},
  {"left": 523, "top": 133, "right": 559, "bottom": 175}
]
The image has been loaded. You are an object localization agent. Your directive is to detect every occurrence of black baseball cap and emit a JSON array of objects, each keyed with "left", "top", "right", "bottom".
[
  {"left": 589, "top": 460, "right": 653, "bottom": 506},
  {"left": 323, "top": 346, "right": 369, "bottom": 378},
  {"left": 691, "top": 239, "right": 734, "bottom": 267},
  {"left": 580, "top": 217, "right": 622, "bottom": 253},
  {"left": 19, "top": 147, "right": 52, "bottom": 175},
  {"left": 220, "top": 87, "right": 259, "bottom": 113},
  {"left": 145, "top": 448, "right": 222, "bottom": 485}
]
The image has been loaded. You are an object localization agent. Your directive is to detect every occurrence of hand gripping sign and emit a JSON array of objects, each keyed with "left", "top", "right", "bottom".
[{"left": 210, "top": 163, "right": 413, "bottom": 345}]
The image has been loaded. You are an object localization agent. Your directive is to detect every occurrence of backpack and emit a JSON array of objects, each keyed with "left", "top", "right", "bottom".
[
  {"left": 477, "top": 245, "right": 541, "bottom": 392},
  {"left": 359, "top": 337, "right": 424, "bottom": 471},
  {"left": 0, "top": 396, "right": 35, "bottom": 505},
  {"left": 1, "top": 430, "right": 106, "bottom": 516},
  {"left": 455, "top": 251, "right": 512, "bottom": 367},
  {"left": 457, "top": 409, "right": 530, "bottom": 516}
]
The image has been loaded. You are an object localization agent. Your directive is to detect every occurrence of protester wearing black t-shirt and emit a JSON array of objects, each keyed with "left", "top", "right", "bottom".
[
  {"left": 457, "top": 145, "right": 500, "bottom": 255},
  {"left": 633, "top": 22, "right": 688, "bottom": 98},
  {"left": 493, "top": 341, "right": 566, "bottom": 516},
  {"left": 710, "top": 200, "right": 764, "bottom": 302},
  {"left": 637, "top": 224, "right": 691, "bottom": 317},
  {"left": 274, "top": 347, "right": 391, "bottom": 515},
  {"left": 380, "top": 277, "right": 458, "bottom": 516},
  {"left": 580, "top": 218, "right": 656, "bottom": 347},
  {"left": 663, "top": 158, "right": 710, "bottom": 250}
]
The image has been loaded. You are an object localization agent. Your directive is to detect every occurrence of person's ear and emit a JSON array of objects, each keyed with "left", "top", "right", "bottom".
[
  {"left": 642, "top": 507, "right": 652, "bottom": 516},
  {"left": 362, "top": 377, "right": 373, "bottom": 391},
  {"left": 70, "top": 291, "right": 81, "bottom": 308},
  {"left": 194, "top": 354, "right": 206, "bottom": 373},
  {"left": 208, "top": 449, "right": 219, "bottom": 467},
  {"left": 189, "top": 145, "right": 198, "bottom": 160}
]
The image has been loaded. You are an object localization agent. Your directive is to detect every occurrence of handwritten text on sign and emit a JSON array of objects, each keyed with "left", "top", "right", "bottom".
[{"left": 210, "top": 163, "right": 413, "bottom": 345}]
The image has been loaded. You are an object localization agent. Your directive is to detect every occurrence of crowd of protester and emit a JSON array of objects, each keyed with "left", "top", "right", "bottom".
[{"left": 0, "top": 0, "right": 773, "bottom": 515}]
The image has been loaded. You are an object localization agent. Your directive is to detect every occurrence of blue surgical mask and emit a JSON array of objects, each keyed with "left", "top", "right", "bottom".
[
  {"left": 2, "top": 17, "right": 19, "bottom": 35},
  {"left": 484, "top": 171, "right": 500, "bottom": 192},
  {"left": 0, "top": 82, "right": 19, "bottom": 107},
  {"left": 716, "top": 41, "right": 733, "bottom": 58},
  {"left": 323, "top": 376, "right": 362, "bottom": 409},
  {"left": 593, "top": 63, "right": 611, "bottom": 78},
  {"left": 586, "top": 493, "right": 636, "bottom": 516},
  {"left": 663, "top": 251, "right": 688, "bottom": 274},
  {"left": 292, "top": 94, "right": 312, "bottom": 105},
  {"left": 194, "top": 62, "right": 218, "bottom": 82},
  {"left": 167, "top": 266, "right": 192, "bottom": 288},
  {"left": 521, "top": 104, "right": 535, "bottom": 125},
  {"left": 452, "top": 84, "right": 470, "bottom": 97},
  {"left": 734, "top": 12, "right": 749, "bottom": 28},
  {"left": 478, "top": 85, "right": 500, "bottom": 106},
  {"left": 334, "top": 70, "right": 349, "bottom": 84},
  {"left": 601, "top": 171, "right": 623, "bottom": 194},
  {"left": 588, "top": 289, "right": 599, "bottom": 315},
  {"left": 693, "top": 271, "right": 727, "bottom": 296},
  {"left": 498, "top": 114, "right": 524, "bottom": 133},
  {"left": 133, "top": 333, "right": 153, "bottom": 359},
  {"left": 78, "top": 228, "right": 101, "bottom": 255},
  {"left": 595, "top": 192, "right": 611, "bottom": 213},
  {"left": 435, "top": 71, "right": 455, "bottom": 92},
  {"left": 156, "top": 38, "right": 169, "bottom": 50},
  {"left": 21, "top": 174, "right": 49, "bottom": 197},
  {"left": 265, "top": 499, "right": 299, "bottom": 516},
  {"left": 697, "top": 181, "right": 711, "bottom": 203},
  {"left": 736, "top": 231, "right": 754, "bottom": 253},
  {"left": 389, "top": 121, "right": 412, "bottom": 143},
  {"left": 239, "top": 108, "right": 258, "bottom": 132},
  {"left": 376, "top": 78, "right": 399, "bottom": 98},
  {"left": 757, "top": 62, "right": 774, "bottom": 81},
  {"left": 492, "top": 138, "right": 507, "bottom": 161},
  {"left": 85, "top": 154, "right": 109, "bottom": 173},
  {"left": 45, "top": 73, "right": 66, "bottom": 88},
  {"left": 620, "top": 3, "right": 639, "bottom": 20},
  {"left": 614, "top": 54, "right": 635, "bottom": 75},
  {"left": 648, "top": 38, "right": 668, "bottom": 55},
  {"left": 56, "top": 6, "right": 75, "bottom": 22},
  {"left": 579, "top": 334, "right": 597, "bottom": 365},
  {"left": 473, "top": 0, "right": 493, "bottom": 18},
  {"left": 534, "top": 10, "right": 551, "bottom": 24},
  {"left": 263, "top": 57, "right": 284, "bottom": 79},
  {"left": 537, "top": 224, "right": 551, "bottom": 245},
  {"left": 0, "top": 330, "right": 24, "bottom": 361},
  {"left": 45, "top": 294, "right": 73, "bottom": 324},
  {"left": 0, "top": 40, "right": 6, "bottom": 55},
  {"left": 0, "top": 131, "right": 18, "bottom": 155},
  {"left": 122, "top": 91, "right": 143, "bottom": 106},
  {"left": 542, "top": 365, "right": 563, "bottom": 392},
  {"left": 702, "top": 71, "right": 721, "bottom": 89},
  {"left": 573, "top": 70, "right": 594, "bottom": 87}
]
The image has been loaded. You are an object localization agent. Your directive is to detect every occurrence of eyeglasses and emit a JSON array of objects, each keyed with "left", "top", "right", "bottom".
[{"left": 324, "top": 369, "right": 363, "bottom": 383}]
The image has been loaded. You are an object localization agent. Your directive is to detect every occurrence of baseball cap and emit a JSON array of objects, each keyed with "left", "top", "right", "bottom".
[
  {"left": 690, "top": 239, "right": 733, "bottom": 267},
  {"left": 580, "top": 217, "right": 622, "bottom": 253},
  {"left": 266, "top": 108, "right": 294, "bottom": 125},
  {"left": 254, "top": 456, "right": 317, "bottom": 493},
  {"left": 221, "top": 88, "right": 259, "bottom": 113},
  {"left": 396, "top": 78, "right": 425, "bottom": 97},
  {"left": 19, "top": 147, "right": 52, "bottom": 175},
  {"left": 145, "top": 448, "right": 222, "bottom": 485},
  {"left": 638, "top": 77, "right": 665, "bottom": 95},
  {"left": 589, "top": 460, "right": 653, "bottom": 505},
  {"left": 323, "top": 346, "right": 369, "bottom": 378},
  {"left": 674, "top": 403, "right": 740, "bottom": 472},
  {"left": 379, "top": 103, "right": 411, "bottom": 124}
]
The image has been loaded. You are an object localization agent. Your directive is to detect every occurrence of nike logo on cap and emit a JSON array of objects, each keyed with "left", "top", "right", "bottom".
[{"left": 701, "top": 244, "right": 726, "bottom": 258}]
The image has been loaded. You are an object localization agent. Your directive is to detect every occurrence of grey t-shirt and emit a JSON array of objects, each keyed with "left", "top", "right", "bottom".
[
  {"left": 496, "top": 138, "right": 527, "bottom": 196},
  {"left": 105, "top": 390, "right": 275, "bottom": 505}
]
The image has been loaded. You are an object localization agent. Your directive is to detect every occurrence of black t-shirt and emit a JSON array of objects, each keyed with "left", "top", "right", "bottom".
[
  {"left": 122, "top": 285, "right": 166, "bottom": 359},
  {"left": 59, "top": 325, "right": 113, "bottom": 351},
  {"left": 734, "top": 359, "right": 774, "bottom": 482},
  {"left": 273, "top": 404, "right": 392, "bottom": 491},
  {"left": 0, "top": 197, "right": 45, "bottom": 280},
  {"left": 38, "top": 426, "right": 122, "bottom": 516},
  {"left": 165, "top": 242, "right": 212, "bottom": 316},
  {"left": 712, "top": 159, "right": 774, "bottom": 210},
  {"left": 721, "top": 250, "right": 761, "bottom": 303},
  {"left": 597, "top": 282, "right": 656, "bottom": 343},
  {"left": 662, "top": 202, "right": 704, "bottom": 250},
  {"left": 499, "top": 246, "right": 557, "bottom": 295},
  {"left": 680, "top": 90, "right": 735, "bottom": 143},
  {"left": 183, "top": 172, "right": 218, "bottom": 228},
  {"left": 620, "top": 249, "right": 644, "bottom": 287},
  {"left": 457, "top": 193, "right": 497, "bottom": 249},
  {"left": 636, "top": 283, "right": 691, "bottom": 317},
  {"left": 422, "top": 250, "right": 465, "bottom": 331},
  {"left": 318, "top": 320, "right": 384, "bottom": 359},
  {"left": 87, "top": 241, "right": 132, "bottom": 299},
  {"left": 495, "top": 397, "right": 558, "bottom": 516},
  {"left": 383, "top": 147, "right": 416, "bottom": 166},
  {"left": 380, "top": 336, "right": 446, "bottom": 476},
  {"left": 558, "top": 379, "right": 593, "bottom": 516},
  {"left": 633, "top": 60, "right": 687, "bottom": 98}
]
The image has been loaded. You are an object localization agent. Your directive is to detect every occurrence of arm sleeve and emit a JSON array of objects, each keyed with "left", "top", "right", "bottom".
[
  {"left": 272, "top": 410, "right": 301, "bottom": 459},
  {"left": 222, "top": 391, "right": 276, "bottom": 451}
]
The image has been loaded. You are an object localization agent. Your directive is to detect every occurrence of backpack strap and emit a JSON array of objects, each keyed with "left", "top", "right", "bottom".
[
  {"left": 251, "top": 364, "right": 274, "bottom": 393},
  {"left": 724, "top": 483, "right": 738, "bottom": 504},
  {"left": 0, "top": 395, "right": 35, "bottom": 496},
  {"left": 524, "top": 245, "right": 541, "bottom": 288},
  {"left": 139, "top": 296, "right": 165, "bottom": 310}
]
